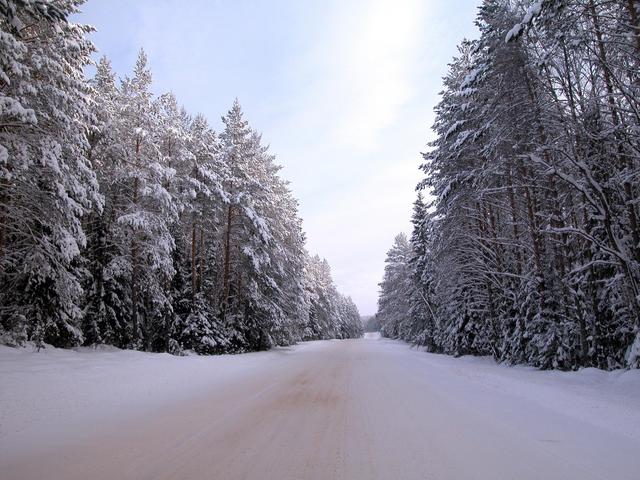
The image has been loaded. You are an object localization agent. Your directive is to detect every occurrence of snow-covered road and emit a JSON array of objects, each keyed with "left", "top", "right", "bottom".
[{"left": 2, "top": 333, "right": 639, "bottom": 479}]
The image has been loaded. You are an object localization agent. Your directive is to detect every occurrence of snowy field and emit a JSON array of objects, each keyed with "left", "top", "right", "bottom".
[{"left": 1, "top": 333, "right": 639, "bottom": 479}]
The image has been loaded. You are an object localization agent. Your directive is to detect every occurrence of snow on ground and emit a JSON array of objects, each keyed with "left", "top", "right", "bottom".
[
  {"left": 0, "top": 341, "right": 326, "bottom": 457},
  {"left": 1, "top": 335, "right": 639, "bottom": 479},
  {"left": 365, "top": 329, "right": 640, "bottom": 442},
  {"left": 408, "top": 341, "right": 640, "bottom": 442}
]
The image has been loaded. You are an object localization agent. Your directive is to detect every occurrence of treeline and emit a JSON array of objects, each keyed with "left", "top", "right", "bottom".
[
  {"left": 378, "top": 0, "right": 640, "bottom": 370},
  {"left": 363, "top": 315, "right": 382, "bottom": 333},
  {"left": 0, "top": 0, "right": 362, "bottom": 353}
]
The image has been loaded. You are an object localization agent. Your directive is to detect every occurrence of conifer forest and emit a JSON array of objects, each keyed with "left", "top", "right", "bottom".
[
  {"left": 0, "top": 0, "right": 362, "bottom": 354},
  {"left": 377, "top": 0, "right": 640, "bottom": 371}
]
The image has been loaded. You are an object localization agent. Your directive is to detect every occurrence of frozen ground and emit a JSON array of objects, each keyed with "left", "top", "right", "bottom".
[{"left": 1, "top": 332, "right": 639, "bottom": 479}]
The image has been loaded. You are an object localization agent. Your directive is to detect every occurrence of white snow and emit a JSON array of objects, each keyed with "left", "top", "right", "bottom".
[
  {"left": 505, "top": 0, "right": 543, "bottom": 42},
  {"left": 0, "top": 342, "right": 304, "bottom": 457},
  {"left": 505, "top": 23, "right": 523, "bottom": 43},
  {"left": 523, "top": 0, "right": 544, "bottom": 24},
  {"left": 409, "top": 346, "right": 640, "bottom": 442},
  {"left": 1, "top": 337, "right": 639, "bottom": 479},
  {"left": 627, "top": 331, "right": 640, "bottom": 366}
]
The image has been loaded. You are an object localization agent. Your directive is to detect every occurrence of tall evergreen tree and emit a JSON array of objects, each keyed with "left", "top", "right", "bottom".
[
  {"left": 0, "top": 0, "right": 100, "bottom": 347},
  {"left": 380, "top": 0, "right": 640, "bottom": 370}
]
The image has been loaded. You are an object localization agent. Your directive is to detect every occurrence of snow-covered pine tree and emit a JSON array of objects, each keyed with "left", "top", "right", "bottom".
[
  {"left": 111, "top": 49, "right": 177, "bottom": 350},
  {"left": 83, "top": 56, "right": 131, "bottom": 347},
  {"left": 217, "top": 101, "right": 271, "bottom": 349},
  {"left": 304, "top": 254, "right": 362, "bottom": 340},
  {"left": 377, "top": 233, "right": 415, "bottom": 340},
  {"left": 171, "top": 112, "right": 229, "bottom": 354},
  {"left": 384, "top": 0, "right": 640, "bottom": 370},
  {"left": 0, "top": 0, "right": 100, "bottom": 347},
  {"left": 407, "top": 194, "right": 439, "bottom": 351}
]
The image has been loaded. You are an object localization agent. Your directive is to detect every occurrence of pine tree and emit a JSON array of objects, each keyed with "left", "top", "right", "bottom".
[
  {"left": 0, "top": 0, "right": 100, "bottom": 347},
  {"left": 378, "top": 233, "right": 414, "bottom": 340},
  {"left": 1, "top": 9, "right": 361, "bottom": 353},
  {"left": 383, "top": 0, "right": 640, "bottom": 370}
]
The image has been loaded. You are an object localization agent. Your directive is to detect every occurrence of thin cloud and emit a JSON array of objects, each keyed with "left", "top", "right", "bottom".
[{"left": 282, "top": 0, "right": 427, "bottom": 152}]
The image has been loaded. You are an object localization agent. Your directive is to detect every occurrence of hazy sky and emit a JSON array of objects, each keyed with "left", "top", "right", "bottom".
[{"left": 75, "top": 0, "right": 480, "bottom": 316}]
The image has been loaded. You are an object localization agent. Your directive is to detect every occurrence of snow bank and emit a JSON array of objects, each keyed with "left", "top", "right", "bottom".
[
  {"left": 394, "top": 340, "right": 640, "bottom": 442},
  {"left": 0, "top": 342, "right": 310, "bottom": 456}
]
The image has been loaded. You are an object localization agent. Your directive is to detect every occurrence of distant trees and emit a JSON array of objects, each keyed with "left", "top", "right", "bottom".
[
  {"left": 305, "top": 255, "right": 363, "bottom": 340},
  {"left": 378, "top": 0, "right": 640, "bottom": 370},
  {"left": 363, "top": 315, "right": 382, "bottom": 333},
  {"left": 378, "top": 234, "right": 414, "bottom": 340},
  {"left": 0, "top": 1, "right": 362, "bottom": 352}
]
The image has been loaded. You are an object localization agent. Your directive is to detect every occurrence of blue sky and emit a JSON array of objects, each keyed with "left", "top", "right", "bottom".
[{"left": 75, "top": 0, "right": 480, "bottom": 316}]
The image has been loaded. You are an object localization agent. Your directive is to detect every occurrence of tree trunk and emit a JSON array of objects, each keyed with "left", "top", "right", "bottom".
[
  {"left": 191, "top": 219, "right": 197, "bottom": 301},
  {"left": 198, "top": 227, "right": 204, "bottom": 293},
  {"left": 506, "top": 165, "right": 522, "bottom": 274},
  {"left": 627, "top": 0, "right": 640, "bottom": 57},
  {"left": 588, "top": 0, "right": 640, "bottom": 257},
  {"left": 131, "top": 175, "right": 139, "bottom": 345},
  {"left": 222, "top": 204, "right": 234, "bottom": 317},
  {"left": 131, "top": 136, "right": 141, "bottom": 346}
]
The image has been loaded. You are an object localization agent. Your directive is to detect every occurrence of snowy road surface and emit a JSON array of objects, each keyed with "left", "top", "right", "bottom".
[{"left": 2, "top": 333, "right": 640, "bottom": 480}]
